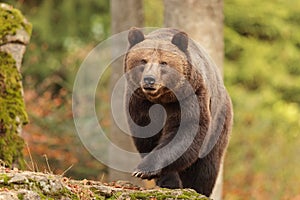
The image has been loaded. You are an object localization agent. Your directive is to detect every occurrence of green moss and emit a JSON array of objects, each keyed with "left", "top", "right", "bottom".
[
  {"left": 0, "top": 51, "right": 28, "bottom": 168},
  {"left": 106, "top": 191, "right": 122, "bottom": 200},
  {"left": 17, "top": 193, "right": 24, "bottom": 200},
  {"left": 0, "top": 173, "right": 10, "bottom": 184},
  {"left": 1, "top": 174, "right": 80, "bottom": 199},
  {"left": 0, "top": 3, "right": 32, "bottom": 44},
  {"left": 56, "top": 187, "right": 79, "bottom": 200},
  {"left": 36, "top": 190, "right": 49, "bottom": 200},
  {"left": 115, "top": 189, "right": 210, "bottom": 200}
]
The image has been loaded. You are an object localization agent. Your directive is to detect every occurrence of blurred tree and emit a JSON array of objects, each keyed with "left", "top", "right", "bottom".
[
  {"left": 164, "top": 0, "right": 224, "bottom": 199},
  {"left": 164, "top": 0, "right": 224, "bottom": 71},
  {"left": 2, "top": 0, "right": 110, "bottom": 94},
  {"left": 108, "top": 0, "right": 144, "bottom": 185}
]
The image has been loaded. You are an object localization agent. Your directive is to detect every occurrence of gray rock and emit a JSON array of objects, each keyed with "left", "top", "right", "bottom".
[
  {"left": 0, "top": 191, "right": 18, "bottom": 200},
  {"left": 18, "top": 189, "right": 41, "bottom": 200},
  {"left": 8, "top": 174, "right": 28, "bottom": 184}
]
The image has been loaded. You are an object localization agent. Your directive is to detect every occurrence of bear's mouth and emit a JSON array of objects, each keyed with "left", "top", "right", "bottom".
[
  {"left": 142, "top": 84, "right": 160, "bottom": 96},
  {"left": 142, "top": 85, "right": 157, "bottom": 91}
]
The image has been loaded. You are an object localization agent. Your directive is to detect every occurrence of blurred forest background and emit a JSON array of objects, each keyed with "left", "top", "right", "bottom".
[{"left": 2, "top": 0, "right": 300, "bottom": 199}]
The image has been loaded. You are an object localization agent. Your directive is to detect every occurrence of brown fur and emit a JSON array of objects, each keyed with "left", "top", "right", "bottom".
[{"left": 124, "top": 28, "right": 233, "bottom": 197}]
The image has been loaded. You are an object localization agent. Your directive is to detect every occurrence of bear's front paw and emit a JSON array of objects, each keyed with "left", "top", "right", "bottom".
[{"left": 132, "top": 167, "right": 161, "bottom": 180}]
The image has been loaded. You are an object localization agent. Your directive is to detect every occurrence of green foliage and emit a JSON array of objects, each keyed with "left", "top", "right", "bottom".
[
  {"left": 0, "top": 52, "right": 28, "bottom": 168},
  {"left": 144, "top": 0, "right": 163, "bottom": 27},
  {"left": 224, "top": 0, "right": 300, "bottom": 198},
  {"left": 2, "top": 0, "right": 110, "bottom": 93}
]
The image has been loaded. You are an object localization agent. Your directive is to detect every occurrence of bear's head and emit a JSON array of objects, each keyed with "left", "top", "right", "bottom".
[{"left": 124, "top": 28, "right": 195, "bottom": 103}]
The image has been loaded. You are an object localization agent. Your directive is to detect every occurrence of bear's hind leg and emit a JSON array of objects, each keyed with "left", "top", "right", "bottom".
[
  {"left": 179, "top": 157, "right": 219, "bottom": 197},
  {"left": 156, "top": 172, "right": 182, "bottom": 189}
]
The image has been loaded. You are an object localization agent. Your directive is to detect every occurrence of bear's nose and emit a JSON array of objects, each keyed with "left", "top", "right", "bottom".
[{"left": 143, "top": 75, "right": 156, "bottom": 85}]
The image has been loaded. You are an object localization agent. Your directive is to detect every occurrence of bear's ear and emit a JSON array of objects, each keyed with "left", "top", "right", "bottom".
[
  {"left": 128, "top": 27, "right": 145, "bottom": 48},
  {"left": 171, "top": 31, "right": 189, "bottom": 52}
]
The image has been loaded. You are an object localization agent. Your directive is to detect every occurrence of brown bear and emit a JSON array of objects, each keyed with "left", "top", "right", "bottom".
[{"left": 123, "top": 27, "right": 233, "bottom": 197}]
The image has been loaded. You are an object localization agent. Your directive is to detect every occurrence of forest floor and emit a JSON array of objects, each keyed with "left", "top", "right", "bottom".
[{"left": 0, "top": 166, "right": 210, "bottom": 200}]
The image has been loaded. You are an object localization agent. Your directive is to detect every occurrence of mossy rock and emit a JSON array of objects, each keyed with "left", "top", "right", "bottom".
[
  {"left": 0, "top": 3, "right": 32, "bottom": 45},
  {"left": 0, "top": 168, "right": 211, "bottom": 200}
]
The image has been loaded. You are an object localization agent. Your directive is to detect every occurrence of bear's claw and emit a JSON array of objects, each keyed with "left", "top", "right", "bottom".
[
  {"left": 132, "top": 171, "right": 143, "bottom": 178},
  {"left": 132, "top": 169, "right": 160, "bottom": 180}
]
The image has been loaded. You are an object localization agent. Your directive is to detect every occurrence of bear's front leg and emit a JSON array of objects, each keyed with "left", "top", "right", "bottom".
[
  {"left": 132, "top": 120, "right": 202, "bottom": 180},
  {"left": 132, "top": 153, "right": 164, "bottom": 179},
  {"left": 132, "top": 130, "right": 176, "bottom": 179}
]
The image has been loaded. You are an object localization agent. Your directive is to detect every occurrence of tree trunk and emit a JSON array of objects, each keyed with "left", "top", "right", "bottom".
[
  {"left": 164, "top": 0, "right": 224, "bottom": 199},
  {"left": 0, "top": 3, "right": 32, "bottom": 168},
  {"left": 164, "top": 0, "right": 224, "bottom": 72},
  {"left": 108, "top": 0, "right": 144, "bottom": 185}
]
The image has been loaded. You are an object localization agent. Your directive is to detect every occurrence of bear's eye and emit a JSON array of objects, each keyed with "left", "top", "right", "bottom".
[
  {"left": 140, "top": 59, "right": 147, "bottom": 65},
  {"left": 160, "top": 61, "right": 168, "bottom": 66}
]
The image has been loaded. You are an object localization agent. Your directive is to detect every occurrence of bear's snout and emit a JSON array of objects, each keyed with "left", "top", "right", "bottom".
[{"left": 143, "top": 75, "right": 156, "bottom": 86}]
